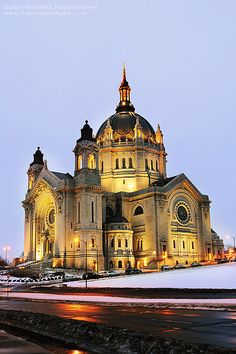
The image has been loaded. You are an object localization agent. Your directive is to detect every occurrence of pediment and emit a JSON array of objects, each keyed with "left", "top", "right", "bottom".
[
  {"left": 28, "top": 177, "right": 55, "bottom": 201},
  {"left": 163, "top": 174, "right": 208, "bottom": 202}
]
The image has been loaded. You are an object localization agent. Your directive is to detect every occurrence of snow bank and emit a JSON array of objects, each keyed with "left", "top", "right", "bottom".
[{"left": 67, "top": 263, "right": 236, "bottom": 289}]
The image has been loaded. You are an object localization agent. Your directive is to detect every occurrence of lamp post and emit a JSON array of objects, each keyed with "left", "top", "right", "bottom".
[
  {"left": 80, "top": 240, "right": 88, "bottom": 289},
  {"left": 3, "top": 246, "right": 10, "bottom": 263}
]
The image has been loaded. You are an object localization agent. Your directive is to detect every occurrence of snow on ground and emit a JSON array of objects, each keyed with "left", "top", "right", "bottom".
[
  {"left": 0, "top": 292, "right": 236, "bottom": 305},
  {"left": 67, "top": 263, "right": 236, "bottom": 289}
]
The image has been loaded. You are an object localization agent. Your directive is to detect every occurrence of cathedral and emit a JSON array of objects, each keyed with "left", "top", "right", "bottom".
[{"left": 23, "top": 67, "right": 224, "bottom": 270}]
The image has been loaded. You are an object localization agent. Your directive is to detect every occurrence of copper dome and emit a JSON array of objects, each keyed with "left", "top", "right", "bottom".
[{"left": 96, "top": 111, "right": 155, "bottom": 142}]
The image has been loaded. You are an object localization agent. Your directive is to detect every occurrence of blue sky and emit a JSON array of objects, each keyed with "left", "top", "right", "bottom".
[{"left": 1, "top": 0, "right": 236, "bottom": 258}]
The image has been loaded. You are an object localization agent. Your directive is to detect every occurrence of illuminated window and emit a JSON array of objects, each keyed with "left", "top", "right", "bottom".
[
  {"left": 29, "top": 176, "right": 34, "bottom": 189},
  {"left": 78, "top": 156, "right": 82, "bottom": 169},
  {"left": 129, "top": 158, "right": 133, "bottom": 168},
  {"left": 118, "top": 260, "right": 122, "bottom": 268},
  {"left": 123, "top": 89, "right": 126, "bottom": 101},
  {"left": 122, "top": 158, "right": 126, "bottom": 168},
  {"left": 88, "top": 154, "right": 95, "bottom": 169},
  {"left": 134, "top": 206, "right": 144, "bottom": 215},
  {"left": 116, "top": 159, "right": 119, "bottom": 169}
]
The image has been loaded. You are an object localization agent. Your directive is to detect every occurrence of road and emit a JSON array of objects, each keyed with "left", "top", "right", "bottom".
[
  {"left": 0, "top": 299, "right": 236, "bottom": 349},
  {"left": 0, "top": 329, "right": 51, "bottom": 354}
]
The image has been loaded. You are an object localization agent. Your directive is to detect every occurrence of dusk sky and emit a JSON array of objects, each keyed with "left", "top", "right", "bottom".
[{"left": 1, "top": 0, "right": 236, "bottom": 259}]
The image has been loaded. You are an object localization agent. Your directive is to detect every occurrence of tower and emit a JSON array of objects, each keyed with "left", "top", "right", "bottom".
[
  {"left": 27, "top": 147, "right": 44, "bottom": 190},
  {"left": 73, "top": 120, "right": 104, "bottom": 271},
  {"left": 116, "top": 64, "right": 135, "bottom": 113},
  {"left": 73, "top": 120, "right": 100, "bottom": 185}
]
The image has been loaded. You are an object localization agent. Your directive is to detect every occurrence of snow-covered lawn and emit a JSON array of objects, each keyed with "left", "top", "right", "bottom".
[
  {"left": 66, "top": 263, "right": 236, "bottom": 289},
  {"left": 0, "top": 292, "right": 236, "bottom": 306}
]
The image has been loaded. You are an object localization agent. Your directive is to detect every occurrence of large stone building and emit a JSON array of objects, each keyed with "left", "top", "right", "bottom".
[{"left": 23, "top": 68, "right": 224, "bottom": 270}]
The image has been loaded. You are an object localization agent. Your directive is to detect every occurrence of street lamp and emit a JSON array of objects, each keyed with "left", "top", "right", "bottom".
[
  {"left": 80, "top": 240, "right": 88, "bottom": 289},
  {"left": 3, "top": 246, "right": 10, "bottom": 263}
]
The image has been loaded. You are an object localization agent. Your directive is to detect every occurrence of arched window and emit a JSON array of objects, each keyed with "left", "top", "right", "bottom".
[
  {"left": 122, "top": 158, "right": 126, "bottom": 168},
  {"left": 118, "top": 239, "right": 122, "bottom": 248},
  {"left": 111, "top": 239, "right": 114, "bottom": 248},
  {"left": 137, "top": 239, "right": 143, "bottom": 250},
  {"left": 134, "top": 206, "right": 144, "bottom": 215},
  {"left": 88, "top": 154, "right": 95, "bottom": 169},
  {"left": 116, "top": 158, "right": 119, "bottom": 169},
  {"left": 118, "top": 260, "right": 122, "bottom": 268},
  {"left": 129, "top": 158, "right": 133, "bottom": 168},
  {"left": 78, "top": 156, "right": 82, "bottom": 170}
]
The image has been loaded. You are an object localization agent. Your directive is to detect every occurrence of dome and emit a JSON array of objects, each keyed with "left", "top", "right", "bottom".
[
  {"left": 96, "top": 66, "right": 156, "bottom": 143},
  {"left": 96, "top": 111, "right": 155, "bottom": 142},
  {"left": 30, "top": 147, "right": 44, "bottom": 166}
]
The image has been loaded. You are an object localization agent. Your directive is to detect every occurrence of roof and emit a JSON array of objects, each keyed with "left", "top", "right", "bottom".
[
  {"left": 96, "top": 111, "right": 155, "bottom": 142},
  {"left": 152, "top": 176, "right": 177, "bottom": 187},
  {"left": 51, "top": 172, "right": 73, "bottom": 180}
]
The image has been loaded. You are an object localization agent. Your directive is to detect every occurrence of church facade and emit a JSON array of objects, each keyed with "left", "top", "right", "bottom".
[{"left": 23, "top": 68, "right": 224, "bottom": 270}]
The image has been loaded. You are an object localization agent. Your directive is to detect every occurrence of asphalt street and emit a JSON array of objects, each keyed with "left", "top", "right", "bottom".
[
  {"left": 0, "top": 330, "right": 51, "bottom": 353},
  {"left": 0, "top": 299, "right": 235, "bottom": 349}
]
